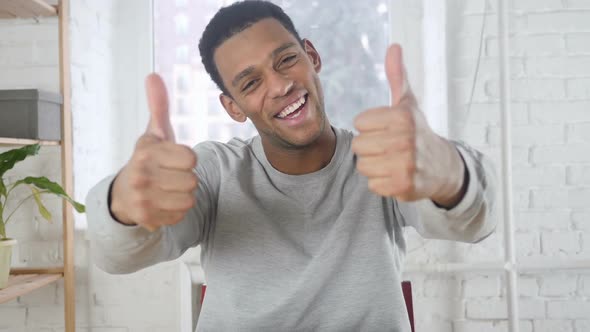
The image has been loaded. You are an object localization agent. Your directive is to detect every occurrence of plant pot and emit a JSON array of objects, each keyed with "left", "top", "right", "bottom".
[{"left": 0, "top": 238, "right": 17, "bottom": 289}]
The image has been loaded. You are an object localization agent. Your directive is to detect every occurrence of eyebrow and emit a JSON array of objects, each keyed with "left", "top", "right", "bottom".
[
  {"left": 231, "top": 42, "right": 298, "bottom": 88},
  {"left": 271, "top": 42, "right": 297, "bottom": 59}
]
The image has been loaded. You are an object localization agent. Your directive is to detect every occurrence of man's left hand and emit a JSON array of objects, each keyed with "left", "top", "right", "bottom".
[{"left": 351, "top": 44, "right": 466, "bottom": 208}]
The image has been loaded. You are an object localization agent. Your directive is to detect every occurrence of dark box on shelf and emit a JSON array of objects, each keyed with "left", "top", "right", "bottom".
[{"left": 0, "top": 89, "right": 62, "bottom": 140}]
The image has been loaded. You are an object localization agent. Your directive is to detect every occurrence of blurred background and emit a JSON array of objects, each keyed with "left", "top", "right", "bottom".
[{"left": 0, "top": 0, "right": 589, "bottom": 331}]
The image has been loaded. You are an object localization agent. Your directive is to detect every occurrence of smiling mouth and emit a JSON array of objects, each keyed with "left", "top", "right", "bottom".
[{"left": 275, "top": 94, "right": 308, "bottom": 119}]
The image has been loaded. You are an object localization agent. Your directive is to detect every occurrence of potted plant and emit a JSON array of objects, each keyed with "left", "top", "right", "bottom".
[{"left": 0, "top": 144, "right": 84, "bottom": 288}]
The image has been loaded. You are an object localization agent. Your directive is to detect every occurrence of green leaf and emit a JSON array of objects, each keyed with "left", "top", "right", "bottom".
[
  {"left": 0, "top": 144, "right": 40, "bottom": 177},
  {"left": 0, "top": 178, "right": 6, "bottom": 198},
  {"left": 0, "top": 202, "right": 4, "bottom": 239},
  {"left": 0, "top": 219, "right": 5, "bottom": 239},
  {"left": 30, "top": 186, "right": 52, "bottom": 222},
  {"left": 13, "top": 176, "right": 85, "bottom": 213}
]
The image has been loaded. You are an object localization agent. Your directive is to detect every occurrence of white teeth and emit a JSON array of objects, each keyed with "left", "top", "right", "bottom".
[{"left": 278, "top": 96, "right": 305, "bottom": 118}]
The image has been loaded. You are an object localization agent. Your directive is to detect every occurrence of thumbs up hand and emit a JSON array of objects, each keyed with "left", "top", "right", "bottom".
[
  {"left": 146, "top": 73, "right": 177, "bottom": 142},
  {"left": 352, "top": 44, "right": 466, "bottom": 208},
  {"left": 110, "top": 73, "right": 198, "bottom": 231}
]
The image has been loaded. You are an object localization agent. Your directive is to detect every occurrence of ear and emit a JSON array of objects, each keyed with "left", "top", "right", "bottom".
[
  {"left": 220, "top": 93, "right": 247, "bottom": 123},
  {"left": 303, "top": 39, "right": 322, "bottom": 73}
]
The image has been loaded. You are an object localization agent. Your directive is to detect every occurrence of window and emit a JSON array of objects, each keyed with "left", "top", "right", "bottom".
[
  {"left": 174, "top": 13, "right": 189, "bottom": 36},
  {"left": 154, "top": 0, "right": 390, "bottom": 147},
  {"left": 175, "top": 45, "right": 189, "bottom": 63},
  {"left": 176, "top": 97, "right": 189, "bottom": 115},
  {"left": 176, "top": 72, "right": 190, "bottom": 94}
]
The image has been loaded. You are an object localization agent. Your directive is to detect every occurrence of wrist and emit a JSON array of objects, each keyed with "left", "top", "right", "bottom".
[
  {"left": 430, "top": 139, "right": 467, "bottom": 209},
  {"left": 108, "top": 174, "right": 137, "bottom": 226}
]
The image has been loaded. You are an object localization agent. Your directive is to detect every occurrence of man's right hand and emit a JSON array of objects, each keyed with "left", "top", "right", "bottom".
[{"left": 110, "top": 73, "right": 198, "bottom": 231}]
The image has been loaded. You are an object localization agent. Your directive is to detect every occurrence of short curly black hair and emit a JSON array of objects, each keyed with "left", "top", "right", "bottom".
[{"left": 198, "top": 1, "right": 303, "bottom": 96}]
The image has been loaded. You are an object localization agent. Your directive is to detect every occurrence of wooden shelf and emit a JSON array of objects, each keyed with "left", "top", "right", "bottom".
[
  {"left": 0, "top": 273, "right": 63, "bottom": 304},
  {"left": 0, "top": 0, "right": 75, "bottom": 329},
  {"left": 0, "top": 0, "right": 57, "bottom": 19},
  {"left": 11, "top": 266, "right": 64, "bottom": 275},
  {"left": 0, "top": 137, "right": 60, "bottom": 146}
]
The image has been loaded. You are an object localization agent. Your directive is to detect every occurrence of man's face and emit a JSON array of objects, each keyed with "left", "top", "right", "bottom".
[{"left": 214, "top": 18, "right": 327, "bottom": 149}]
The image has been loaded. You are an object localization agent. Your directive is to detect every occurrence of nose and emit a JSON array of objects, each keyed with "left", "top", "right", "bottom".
[{"left": 267, "top": 70, "right": 294, "bottom": 98}]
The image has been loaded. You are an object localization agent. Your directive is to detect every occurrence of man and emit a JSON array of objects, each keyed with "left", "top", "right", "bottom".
[{"left": 87, "top": 1, "right": 496, "bottom": 331}]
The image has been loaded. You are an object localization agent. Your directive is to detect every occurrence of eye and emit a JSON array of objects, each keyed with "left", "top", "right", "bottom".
[
  {"left": 242, "top": 78, "right": 259, "bottom": 92},
  {"left": 280, "top": 55, "right": 297, "bottom": 66}
]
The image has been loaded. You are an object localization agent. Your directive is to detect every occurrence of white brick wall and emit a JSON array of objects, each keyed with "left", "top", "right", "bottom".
[
  {"left": 539, "top": 274, "right": 578, "bottom": 297},
  {"left": 404, "top": 0, "right": 590, "bottom": 331},
  {"left": 0, "top": 13, "right": 76, "bottom": 331},
  {"left": 567, "top": 78, "right": 590, "bottom": 99},
  {"left": 464, "top": 275, "right": 502, "bottom": 297},
  {"left": 0, "top": 1, "right": 182, "bottom": 331},
  {"left": 0, "top": 10, "right": 65, "bottom": 298},
  {"left": 548, "top": 300, "right": 590, "bottom": 319},
  {"left": 519, "top": 276, "right": 540, "bottom": 297},
  {"left": 533, "top": 320, "right": 573, "bottom": 332},
  {"left": 454, "top": 320, "right": 533, "bottom": 332}
]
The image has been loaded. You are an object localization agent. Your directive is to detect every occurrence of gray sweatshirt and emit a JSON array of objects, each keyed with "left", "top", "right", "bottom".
[{"left": 86, "top": 127, "right": 497, "bottom": 332}]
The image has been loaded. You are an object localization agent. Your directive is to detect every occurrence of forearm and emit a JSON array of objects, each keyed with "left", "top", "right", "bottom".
[
  {"left": 108, "top": 172, "right": 138, "bottom": 226},
  {"left": 86, "top": 175, "right": 182, "bottom": 274},
  {"left": 399, "top": 141, "right": 497, "bottom": 243},
  {"left": 430, "top": 138, "right": 470, "bottom": 209}
]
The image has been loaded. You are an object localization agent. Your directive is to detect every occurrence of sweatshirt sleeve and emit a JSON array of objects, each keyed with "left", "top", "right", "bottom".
[
  {"left": 396, "top": 141, "right": 498, "bottom": 243},
  {"left": 86, "top": 143, "right": 220, "bottom": 274}
]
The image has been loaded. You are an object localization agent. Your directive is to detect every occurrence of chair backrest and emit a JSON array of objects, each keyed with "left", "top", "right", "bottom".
[
  {"left": 200, "top": 281, "right": 415, "bottom": 331},
  {"left": 401, "top": 281, "right": 415, "bottom": 332}
]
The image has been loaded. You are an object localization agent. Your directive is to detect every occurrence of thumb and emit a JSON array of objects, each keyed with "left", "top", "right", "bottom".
[
  {"left": 145, "top": 73, "right": 175, "bottom": 142},
  {"left": 385, "top": 44, "right": 409, "bottom": 106}
]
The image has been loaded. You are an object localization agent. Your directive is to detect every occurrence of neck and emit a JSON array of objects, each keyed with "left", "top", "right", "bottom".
[{"left": 261, "top": 125, "right": 337, "bottom": 175}]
